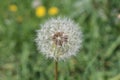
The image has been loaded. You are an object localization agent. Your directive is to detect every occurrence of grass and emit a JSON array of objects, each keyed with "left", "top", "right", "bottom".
[{"left": 0, "top": 0, "right": 120, "bottom": 80}]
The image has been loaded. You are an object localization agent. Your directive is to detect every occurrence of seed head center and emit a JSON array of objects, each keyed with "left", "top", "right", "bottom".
[{"left": 52, "top": 32, "right": 68, "bottom": 46}]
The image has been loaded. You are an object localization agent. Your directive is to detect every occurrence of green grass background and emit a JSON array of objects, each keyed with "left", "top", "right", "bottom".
[{"left": 0, "top": 0, "right": 120, "bottom": 80}]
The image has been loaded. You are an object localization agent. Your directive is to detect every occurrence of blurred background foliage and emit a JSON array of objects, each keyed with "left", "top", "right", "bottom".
[{"left": 0, "top": 0, "right": 120, "bottom": 80}]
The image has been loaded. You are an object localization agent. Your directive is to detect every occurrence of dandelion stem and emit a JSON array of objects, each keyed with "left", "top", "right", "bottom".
[{"left": 55, "top": 60, "right": 58, "bottom": 80}]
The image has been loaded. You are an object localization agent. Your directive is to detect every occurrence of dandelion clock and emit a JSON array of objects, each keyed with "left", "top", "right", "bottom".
[{"left": 35, "top": 17, "right": 82, "bottom": 80}]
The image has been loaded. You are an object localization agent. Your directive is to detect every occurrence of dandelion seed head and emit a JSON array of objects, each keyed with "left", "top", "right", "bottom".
[
  {"left": 35, "top": 17, "right": 82, "bottom": 61},
  {"left": 117, "top": 14, "right": 120, "bottom": 19},
  {"left": 32, "top": 0, "right": 42, "bottom": 8}
]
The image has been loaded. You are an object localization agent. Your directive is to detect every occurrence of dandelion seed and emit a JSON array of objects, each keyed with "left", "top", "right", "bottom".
[
  {"left": 48, "top": 7, "right": 59, "bottom": 16},
  {"left": 35, "top": 17, "right": 82, "bottom": 61}
]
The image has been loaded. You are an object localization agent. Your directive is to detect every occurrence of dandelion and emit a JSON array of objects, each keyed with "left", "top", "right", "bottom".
[
  {"left": 9, "top": 4, "right": 18, "bottom": 12},
  {"left": 35, "top": 17, "right": 82, "bottom": 60},
  {"left": 35, "top": 6, "right": 46, "bottom": 18},
  {"left": 35, "top": 17, "right": 82, "bottom": 80},
  {"left": 17, "top": 16, "right": 23, "bottom": 23},
  {"left": 117, "top": 14, "right": 120, "bottom": 19},
  {"left": 48, "top": 7, "right": 59, "bottom": 16},
  {"left": 32, "top": 0, "right": 42, "bottom": 8}
]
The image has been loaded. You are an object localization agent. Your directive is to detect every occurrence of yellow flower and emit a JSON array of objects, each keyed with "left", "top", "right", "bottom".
[
  {"left": 17, "top": 16, "right": 23, "bottom": 23},
  {"left": 9, "top": 4, "right": 17, "bottom": 12},
  {"left": 35, "top": 6, "right": 46, "bottom": 17},
  {"left": 48, "top": 7, "right": 59, "bottom": 16}
]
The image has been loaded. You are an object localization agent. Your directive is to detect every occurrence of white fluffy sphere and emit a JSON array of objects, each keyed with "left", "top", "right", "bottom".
[{"left": 35, "top": 17, "right": 82, "bottom": 61}]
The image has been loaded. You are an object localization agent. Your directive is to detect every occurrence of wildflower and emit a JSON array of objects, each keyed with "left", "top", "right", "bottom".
[
  {"left": 35, "top": 6, "right": 46, "bottom": 18},
  {"left": 9, "top": 4, "right": 18, "bottom": 12},
  {"left": 32, "top": 0, "right": 42, "bottom": 8},
  {"left": 35, "top": 17, "right": 82, "bottom": 61},
  {"left": 17, "top": 16, "right": 23, "bottom": 23},
  {"left": 48, "top": 7, "right": 59, "bottom": 16}
]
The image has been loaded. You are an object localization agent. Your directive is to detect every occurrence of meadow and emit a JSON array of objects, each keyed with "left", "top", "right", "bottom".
[{"left": 0, "top": 0, "right": 120, "bottom": 80}]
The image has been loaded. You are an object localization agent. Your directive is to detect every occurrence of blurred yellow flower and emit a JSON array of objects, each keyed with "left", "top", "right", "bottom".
[
  {"left": 9, "top": 4, "right": 18, "bottom": 12},
  {"left": 35, "top": 6, "right": 46, "bottom": 17},
  {"left": 17, "top": 16, "right": 23, "bottom": 23},
  {"left": 48, "top": 7, "right": 59, "bottom": 16}
]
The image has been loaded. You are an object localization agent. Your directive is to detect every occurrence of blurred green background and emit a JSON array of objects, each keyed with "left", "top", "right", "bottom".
[{"left": 0, "top": 0, "right": 120, "bottom": 80}]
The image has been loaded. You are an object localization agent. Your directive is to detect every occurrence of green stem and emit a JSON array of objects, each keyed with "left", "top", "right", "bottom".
[{"left": 55, "top": 60, "right": 58, "bottom": 80}]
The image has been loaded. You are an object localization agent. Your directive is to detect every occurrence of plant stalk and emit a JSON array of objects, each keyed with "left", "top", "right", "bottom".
[{"left": 55, "top": 60, "right": 58, "bottom": 80}]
